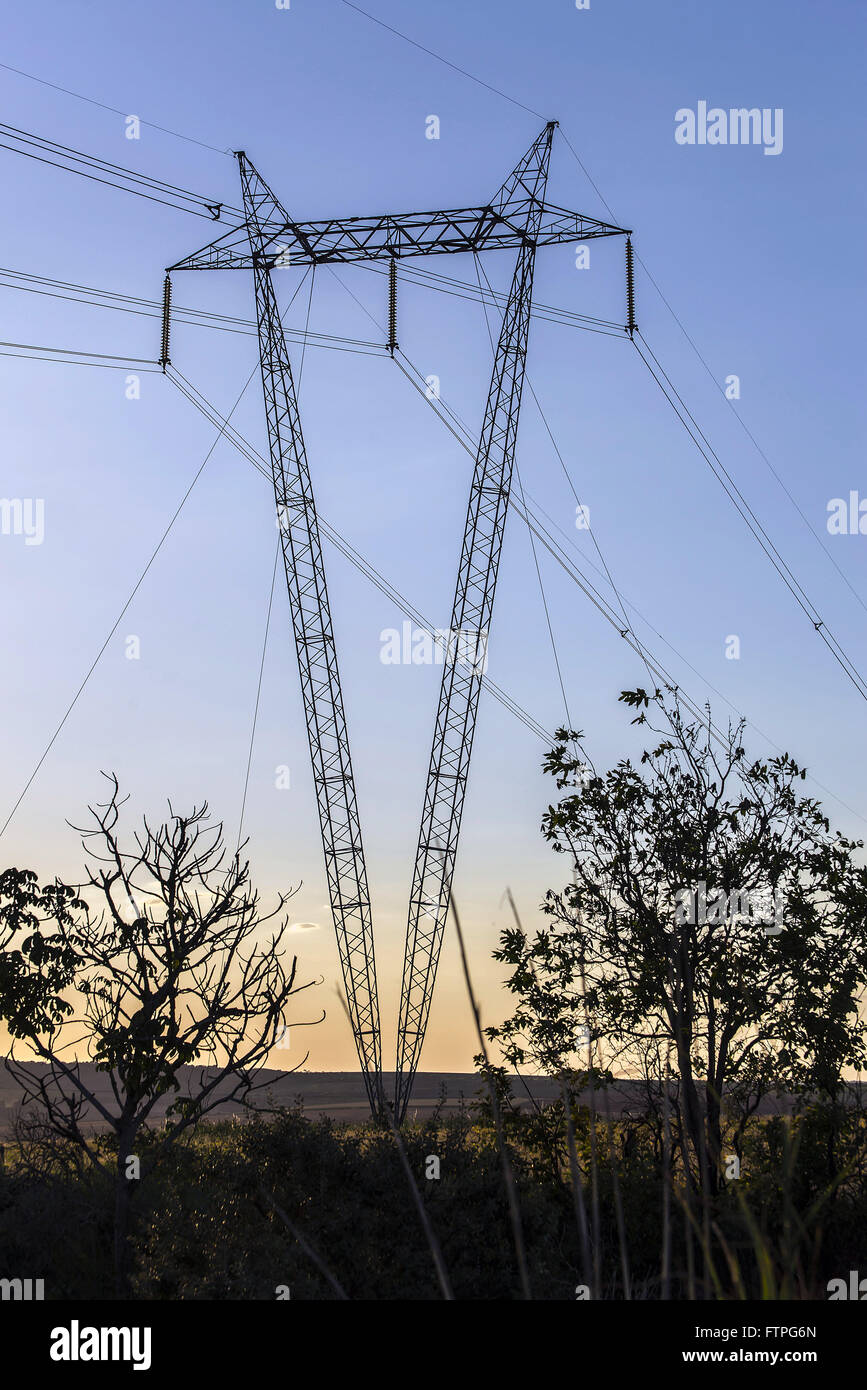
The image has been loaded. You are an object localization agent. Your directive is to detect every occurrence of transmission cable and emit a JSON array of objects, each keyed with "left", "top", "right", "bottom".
[
  {"left": 0, "top": 61, "right": 231, "bottom": 156},
  {"left": 0, "top": 256, "right": 621, "bottom": 344},
  {"left": 334, "top": 0, "right": 867, "bottom": 630},
  {"left": 338, "top": 1, "right": 546, "bottom": 121},
  {"left": 236, "top": 264, "right": 318, "bottom": 847},
  {"left": 0, "top": 121, "right": 235, "bottom": 219},
  {"left": 237, "top": 542, "right": 280, "bottom": 853},
  {"left": 0, "top": 268, "right": 314, "bottom": 840},
  {"left": 323, "top": 259, "right": 852, "bottom": 761},
  {"left": 358, "top": 258, "right": 626, "bottom": 338},
  {"left": 459, "top": 242, "right": 867, "bottom": 712},
  {"left": 161, "top": 312, "right": 865, "bottom": 824},
  {"left": 0, "top": 369, "right": 253, "bottom": 843},
  {"left": 164, "top": 364, "right": 553, "bottom": 745},
  {"left": 0, "top": 265, "right": 384, "bottom": 353},
  {"left": 387, "top": 343, "right": 867, "bottom": 826},
  {"left": 10, "top": 18, "right": 858, "bottom": 638},
  {"left": 632, "top": 331, "right": 867, "bottom": 704},
  {"left": 471, "top": 251, "right": 577, "bottom": 742},
  {"left": 555, "top": 133, "right": 867, "bottom": 621},
  {"left": 0, "top": 338, "right": 155, "bottom": 365},
  {"left": 350, "top": 242, "right": 862, "bottom": 745},
  {"left": 5, "top": 62, "right": 859, "bottom": 807}
]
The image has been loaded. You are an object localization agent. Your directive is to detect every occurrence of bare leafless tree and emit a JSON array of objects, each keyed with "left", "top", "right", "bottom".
[{"left": 2, "top": 774, "right": 322, "bottom": 1296}]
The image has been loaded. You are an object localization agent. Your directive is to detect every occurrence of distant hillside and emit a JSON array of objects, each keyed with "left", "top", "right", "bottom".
[{"left": 0, "top": 1063, "right": 825, "bottom": 1135}]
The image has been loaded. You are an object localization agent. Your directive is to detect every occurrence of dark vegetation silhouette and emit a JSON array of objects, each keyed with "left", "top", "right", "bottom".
[
  {"left": 1, "top": 693, "right": 866, "bottom": 1300},
  {"left": 0, "top": 775, "right": 318, "bottom": 1296},
  {"left": 486, "top": 687, "right": 867, "bottom": 1296}
]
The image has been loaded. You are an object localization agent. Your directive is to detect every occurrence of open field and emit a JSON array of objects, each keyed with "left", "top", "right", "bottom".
[{"left": 0, "top": 1064, "right": 828, "bottom": 1136}]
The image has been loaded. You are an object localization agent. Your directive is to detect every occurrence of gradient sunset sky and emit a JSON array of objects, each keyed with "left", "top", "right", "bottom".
[{"left": 1, "top": 0, "right": 865, "bottom": 1072}]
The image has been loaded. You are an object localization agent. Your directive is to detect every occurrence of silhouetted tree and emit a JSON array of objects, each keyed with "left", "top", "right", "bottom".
[
  {"left": 488, "top": 688, "right": 867, "bottom": 1192},
  {"left": 1, "top": 775, "right": 321, "bottom": 1296}
]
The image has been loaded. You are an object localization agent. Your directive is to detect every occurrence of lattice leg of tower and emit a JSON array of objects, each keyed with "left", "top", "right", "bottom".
[
  {"left": 239, "top": 157, "right": 385, "bottom": 1118},
  {"left": 393, "top": 127, "right": 556, "bottom": 1124},
  {"left": 394, "top": 233, "right": 545, "bottom": 1122}
]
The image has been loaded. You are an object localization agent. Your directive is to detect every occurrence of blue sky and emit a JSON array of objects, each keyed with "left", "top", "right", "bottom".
[{"left": 1, "top": 0, "right": 865, "bottom": 1071}]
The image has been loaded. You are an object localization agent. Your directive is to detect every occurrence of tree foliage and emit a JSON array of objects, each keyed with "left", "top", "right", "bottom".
[{"left": 488, "top": 688, "right": 867, "bottom": 1187}]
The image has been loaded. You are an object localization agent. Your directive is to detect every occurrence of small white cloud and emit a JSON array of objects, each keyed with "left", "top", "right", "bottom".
[{"left": 288, "top": 921, "right": 320, "bottom": 933}]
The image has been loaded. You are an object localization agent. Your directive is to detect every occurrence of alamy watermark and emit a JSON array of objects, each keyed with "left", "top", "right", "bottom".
[
  {"left": 673, "top": 881, "right": 785, "bottom": 936},
  {"left": 827, "top": 1270, "right": 867, "bottom": 1300},
  {"left": 50, "top": 1321, "right": 151, "bottom": 1370},
  {"left": 675, "top": 103, "right": 783, "bottom": 156},
  {"left": 0, "top": 498, "right": 44, "bottom": 545},
  {"left": 827, "top": 492, "right": 867, "bottom": 535},
  {"left": 380, "top": 621, "right": 489, "bottom": 674},
  {"left": 1, "top": 1276, "right": 44, "bottom": 1300}
]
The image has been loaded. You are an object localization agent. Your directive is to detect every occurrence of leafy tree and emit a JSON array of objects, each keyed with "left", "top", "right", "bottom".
[
  {"left": 0, "top": 775, "right": 320, "bottom": 1296},
  {"left": 488, "top": 688, "right": 867, "bottom": 1191},
  {"left": 0, "top": 870, "right": 82, "bottom": 1036}
]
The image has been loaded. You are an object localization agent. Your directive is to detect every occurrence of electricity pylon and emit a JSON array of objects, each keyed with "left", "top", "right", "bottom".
[
  {"left": 168, "top": 124, "right": 629, "bottom": 1120},
  {"left": 394, "top": 124, "right": 554, "bottom": 1120}
]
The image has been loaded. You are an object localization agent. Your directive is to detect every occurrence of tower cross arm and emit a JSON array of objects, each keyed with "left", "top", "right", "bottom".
[{"left": 167, "top": 202, "right": 628, "bottom": 272}]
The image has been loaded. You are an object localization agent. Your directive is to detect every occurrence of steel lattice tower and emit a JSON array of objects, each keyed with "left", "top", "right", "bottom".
[
  {"left": 168, "top": 125, "right": 628, "bottom": 1120},
  {"left": 394, "top": 125, "right": 554, "bottom": 1120},
  {"left": 243, "top": 156, "right": 385, "bottom": 1115}
]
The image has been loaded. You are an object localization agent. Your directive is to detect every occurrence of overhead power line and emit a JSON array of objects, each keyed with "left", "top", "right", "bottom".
[
  {"left": 387, "top": 346, "right": 867, "bottom": 827},
  {"left": 5, "top": 182, "right": 858, "bottom": 761},
  {"left": 334, "top": 0, "right": 867, "bottom": 647},
  {"left": 0, "top": 119, "right": 236, "bottom": 220},
  {"left": 0, "top": 269, "right": 317, "bottom": 843},
  {"left": 0, "top": 265, "right": 387, "bottom": 354},
  {"left": 6, "top": 18, "right": 859, "bottom": 639},
  {"left": 4, "top": 262, "right": 860, "bottom": 826},
  {"left": 0, "top": 256, "right": 627, "bottom": 344},
  {"left": 326, "top": 250, "right": 867, "bottom": 713},
  {"left": 164, "top": 364, "right": 554, "bottom": 746},
  {"left": 0, "top": 61, "right": 230, "bottom": 156},
  {"left": 0, "top": 389, "right": 238, "bottom": 844},
  {"left": 632, "top": 332, "right": 867, "bottom": 705},
  {"left": 0, "top": 338, "right": 159, "bottom": 370},
  {"left": 21, "top": 91, "right": 853, "bottom": 694},
  {"left": 163, "top": 325, "right": 866, "bottom": 827},
  {"left": 5, "top": 57, "right": 866, "bottom": 1114},
  {"left": 358, "top": 259, "right": 626, "bottom": 337},
  {"left": 338, "top": 0, "right": 546, "bottom": 121}
]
